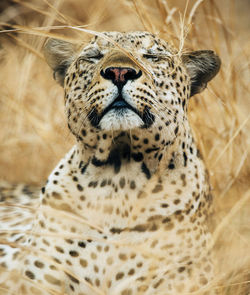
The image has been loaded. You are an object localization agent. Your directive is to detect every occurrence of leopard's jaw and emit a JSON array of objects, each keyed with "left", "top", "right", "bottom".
[{"left": 99, "top": 108, "right": 144, "bottom": 131}]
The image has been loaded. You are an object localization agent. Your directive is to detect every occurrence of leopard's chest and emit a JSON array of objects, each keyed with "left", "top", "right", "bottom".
[{"left": 22, "top": 145, "right": 212, "bottom": 294}]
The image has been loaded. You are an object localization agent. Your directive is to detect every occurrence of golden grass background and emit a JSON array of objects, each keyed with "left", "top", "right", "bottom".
[{"left": 0, "top": 0, "right": 249, "bottom": 294}]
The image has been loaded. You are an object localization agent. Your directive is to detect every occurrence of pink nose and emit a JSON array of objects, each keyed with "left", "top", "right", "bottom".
[
  {"left": 108, "top": 68, "right": 130, "bottom": 83},
  {"left": 100, "top": 67, "right": 142, "bottom": 85}
]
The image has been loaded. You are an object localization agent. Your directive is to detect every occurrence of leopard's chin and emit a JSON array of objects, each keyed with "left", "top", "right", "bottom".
[
  {"left": 87, "top": 97, "right": 155, "bottom": 130},
  {"left": 99, "top": 108, "right": 144, "bottom": 131}
]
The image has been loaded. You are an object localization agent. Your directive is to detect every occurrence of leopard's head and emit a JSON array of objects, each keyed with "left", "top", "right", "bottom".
[{"left": 44, "top": 31, "right": 220, "bottom": 149}]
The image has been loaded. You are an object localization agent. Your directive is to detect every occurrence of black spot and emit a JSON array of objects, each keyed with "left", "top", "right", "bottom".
[
  {"left": 174, "top": 210, "right": 182, "bottom": 215},
  {"left": 107, "top": 148, "right": 121, "bottom": 173},
  {"left": 131, "top": 152, "right": 143, "bottom": 162},
  {"left": 78, "top": 241, "right": 86, "bottom": 248},
  {"left": 145, "top": 147, "right": 160, "bottom": 154},
  {"left": 168, "top": 163, "right": 175, "bottom": 170},
  {"left": 162, "top": 217, "right": 171, "bottom": 223},
  {"left": 174, "top": 126, "right": 179, "bottom": 135},
  {"left": 182, "top": 99, "right": 186, "bottom": 109},
  {"left": 41, "top": 187, "right": 45, "bottom": 194},
  {"left": 158, "top": 154, "right": 163, "bottom": 161},
  {"left": 178, "top": 267, "right": 185, "bottom": 273},
  {"left": 110, "top": 227, "right": 124, "bottom": 234},
  {"left": 183, "top": 152, "right": 188, "bottom": 166},
  {"left": 130, "top": 181, "right": 136, "bottom": 190},
  {"left": 92, "top": 156, "right": 106, "bottom": 167},
  {"left": 154, "top": 133, "right": 160, "bottom": 141},
  {"left": 81, "top": 163, "right": 89, "bottom": 174},
  {"left": 25, "top": 270, "right": 35, "bottom": 280},
  {"left": 119, "top": 177, "right": 126, "bottom": 189},
  {"left": 88, "top": 108, "right": 101, "bottom": 128},
  {"left": 92, "top": 149, "right": 121, "bottom": 174},
  {"left": 77, "top": 184, "right": 83, "bottom": 191},
  {"left": 88, "top": 181, "right": 98, "bottom": 188},
  {"left": 65, "top": 239, "right": 74, "bottom": 244},
  {"left": 81, "top": 129, "right": 87, "bottom": 136},
  {"left": 141, "top": 107, "right": 155, "bottom": 128},
  {"left": 100, "top": 179, "right": 107, "bottom": 187},
  {"left": 131, "top": 224, "right": 147, "bottom": 232},
  {"left": 141, "top": 162, "right": 151, "bottom": 179},
  {"left": 69, "top": 250, "right": 79, "bottom": 257}
]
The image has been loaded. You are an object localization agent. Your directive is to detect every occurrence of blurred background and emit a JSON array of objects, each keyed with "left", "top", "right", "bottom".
[{"left": 0, "top": 0, "right": 249, "bottom": 294}]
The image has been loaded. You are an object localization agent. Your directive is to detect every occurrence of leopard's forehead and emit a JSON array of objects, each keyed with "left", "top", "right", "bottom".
[{"left": 87, "top": 31, "right": 176, "bottom": 54}]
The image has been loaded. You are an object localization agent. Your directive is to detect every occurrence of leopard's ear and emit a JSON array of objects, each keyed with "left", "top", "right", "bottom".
[
  {"left": 43, "top": 38, "right": 78, "bottom": 86},
  {"left": 182, "top": 50, "right": 221, "bottom": 97}
]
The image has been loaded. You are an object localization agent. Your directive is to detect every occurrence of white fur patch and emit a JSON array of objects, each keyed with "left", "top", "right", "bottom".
[{"left": 99, "top": 109, "right": 143, "bottom": 131}]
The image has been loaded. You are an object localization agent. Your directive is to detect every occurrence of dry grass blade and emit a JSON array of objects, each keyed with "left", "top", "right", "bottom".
[
  {"left": 132, "top": 0, "right": 155, "bottom": 32},
  {"left": 219, "top": 149, "right": 249, "bottom": 198},
  {"left": 0, "top": 23, "right": 86, "bottom": 43},
  {"left": 11, "top": 0, "right": 66, "bottom": 25},
  {"left": 187, "top": 0, "right": 204, "bottom": 25},
  {"left": 69, "top": 26, "right": 154, "bottom": 77},
  {"left": 39, "top": 206, "right": 104, "bottom": 232},
  {"left": 210, "top": 189, "right": 250, "bottom": 250},
  {"left": 8, "top": 34, "right": 44, "bottom": 58},
  {"left": 42, "top": 0, "right": 73, "bottom": 25},
  {"left": 212, "top": 114, "right": 250, "bottom": 167}
]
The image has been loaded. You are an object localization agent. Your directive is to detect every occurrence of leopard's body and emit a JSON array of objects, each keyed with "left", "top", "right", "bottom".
[{"left": 0, "top": 31, "right": 220, "bottom": 294}]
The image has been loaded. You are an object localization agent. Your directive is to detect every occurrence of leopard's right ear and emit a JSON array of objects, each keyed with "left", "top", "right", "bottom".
[
  {"left": 43, "top": 38, "right": 78, "bottom": 86},
  {"left": 181, "top": 50, "right": 221, "bottom": 97}
]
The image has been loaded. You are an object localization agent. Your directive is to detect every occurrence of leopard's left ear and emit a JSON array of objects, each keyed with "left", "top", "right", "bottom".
[
  {"left": 43, "top": 38, "right": 78, "bottom": 86},
  {"left": 181, "top": 50, "right": 221, "bottom": 97}
]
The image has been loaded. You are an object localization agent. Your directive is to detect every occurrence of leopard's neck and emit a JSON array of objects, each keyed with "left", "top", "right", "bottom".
[
  {"left": 39, "top": 125, "right": 206, "bottom": 232},
  {"left": 74, "top": 126, "right": 194, "bottom": 177}
]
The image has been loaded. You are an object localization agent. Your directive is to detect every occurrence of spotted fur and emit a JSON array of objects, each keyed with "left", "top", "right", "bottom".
[{"left": 0, "top": 31, "right": 220, "bottom": 294}]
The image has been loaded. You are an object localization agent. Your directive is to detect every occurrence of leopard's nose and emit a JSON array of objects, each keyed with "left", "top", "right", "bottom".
[{"left": 100, "top": 67, "right": 142, "bottom": 86}]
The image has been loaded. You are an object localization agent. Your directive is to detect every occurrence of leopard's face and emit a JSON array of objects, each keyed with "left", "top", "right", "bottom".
[
  {"left": 44, "top": 31, "right": 220, "bottom": 148},
  {"left": 63, "top": 32, "right": 190, "bottom": 146}
]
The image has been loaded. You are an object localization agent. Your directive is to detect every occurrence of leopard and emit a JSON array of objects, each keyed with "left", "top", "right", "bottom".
[{"left": 0, "top": 31, "right": 220, "bottom": 295}]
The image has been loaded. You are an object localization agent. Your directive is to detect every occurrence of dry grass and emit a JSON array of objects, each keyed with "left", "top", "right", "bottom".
[{"left": 0, "top": 0, "right": 249, "bottom": 294}]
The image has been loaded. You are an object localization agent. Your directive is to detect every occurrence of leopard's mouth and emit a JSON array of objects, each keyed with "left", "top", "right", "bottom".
[
  {"left": 101, "top": 94, "right": 139, "bottom": 118},
  {"left": 88, "top": 94, "right": 155, "bottom": 130}
]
